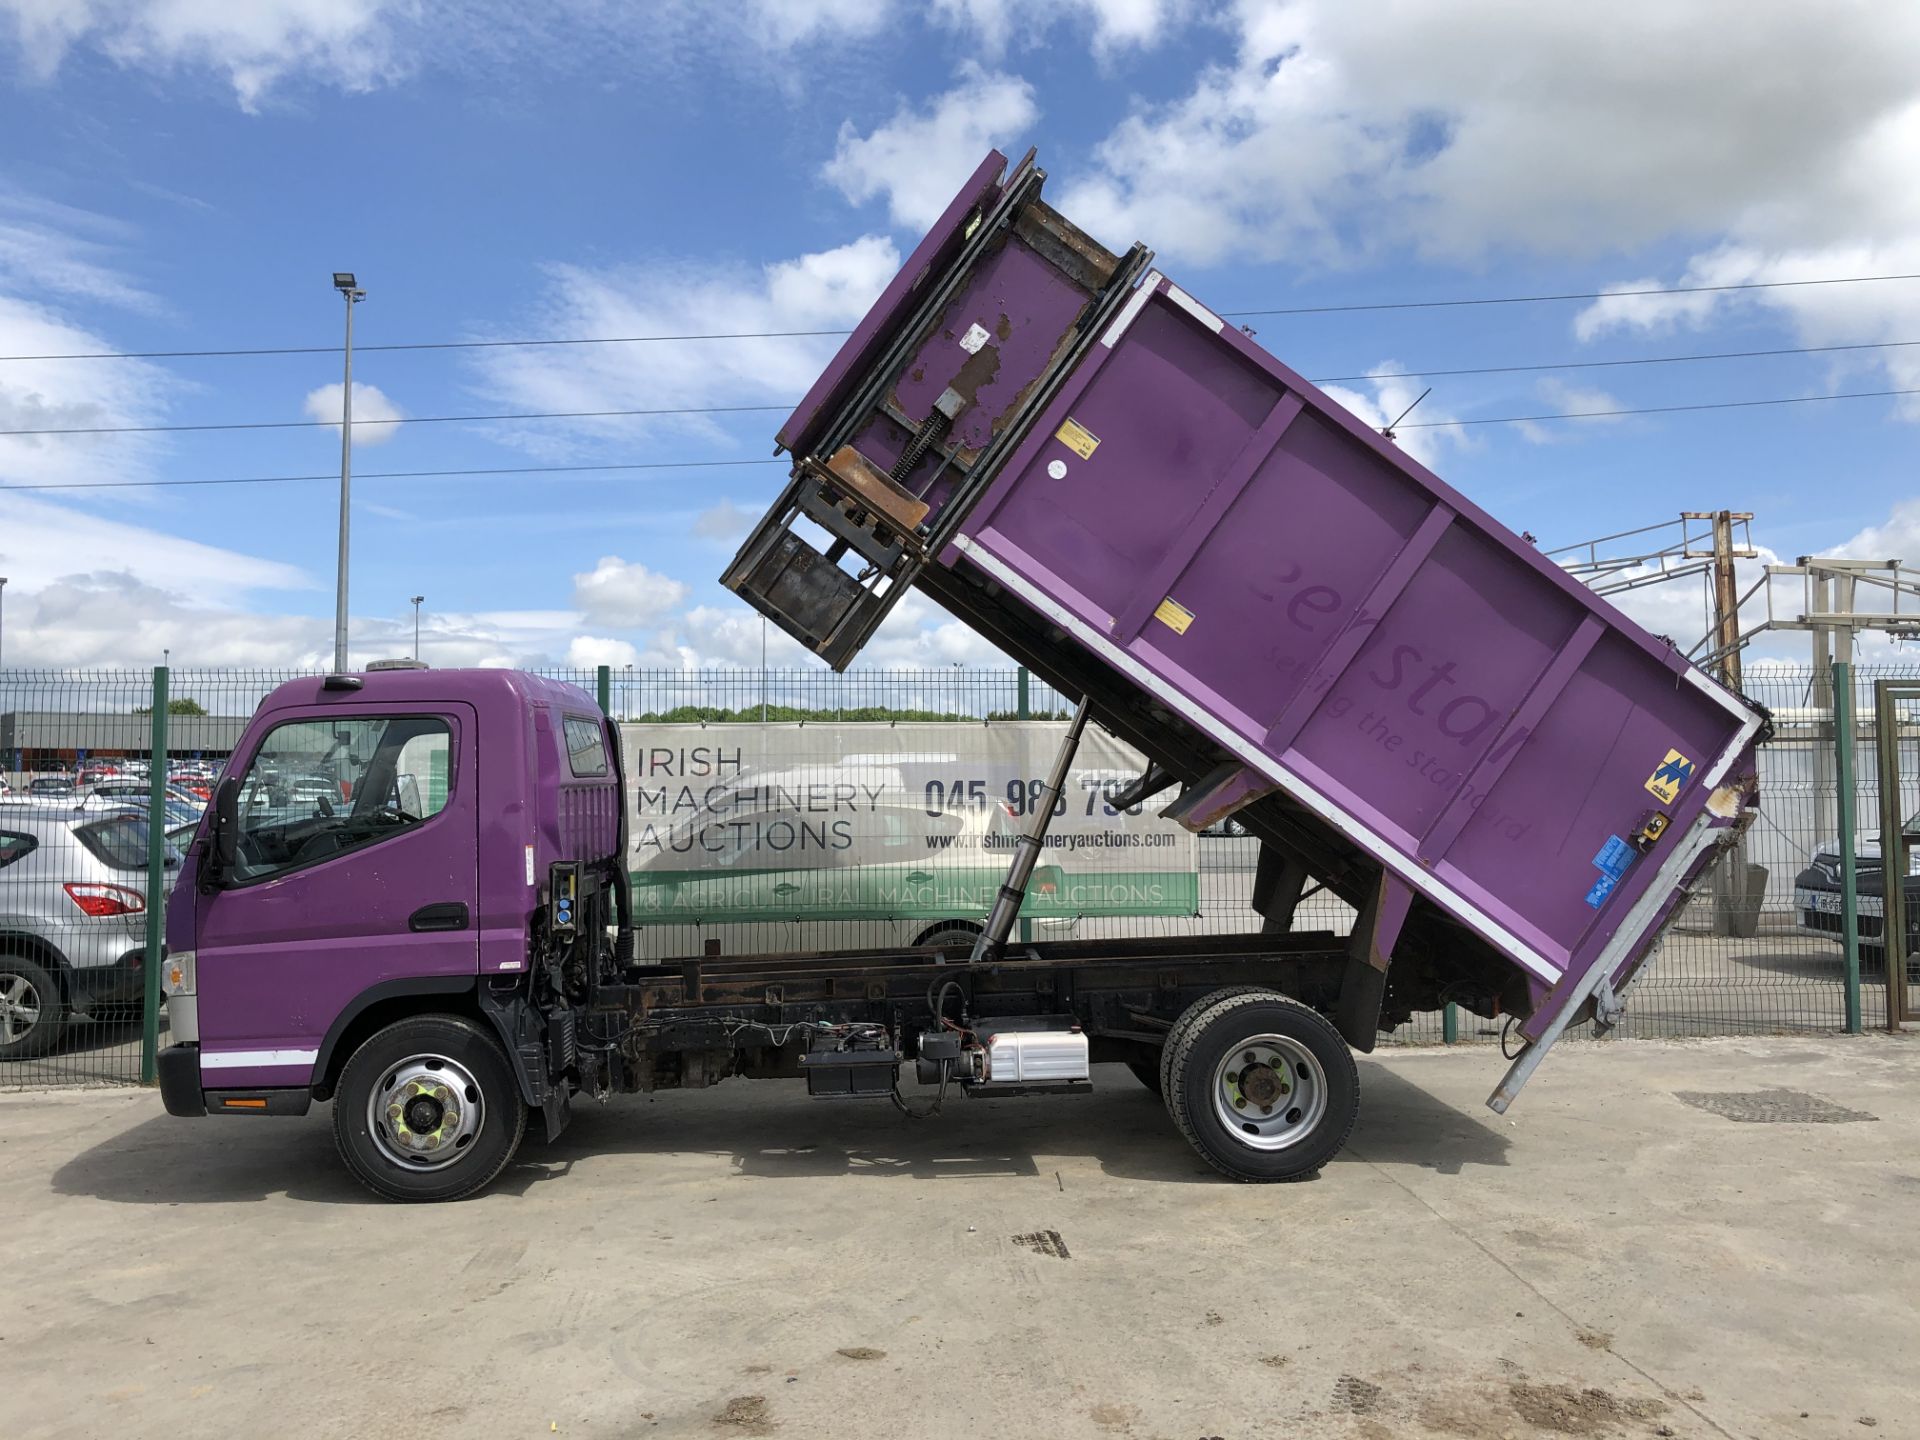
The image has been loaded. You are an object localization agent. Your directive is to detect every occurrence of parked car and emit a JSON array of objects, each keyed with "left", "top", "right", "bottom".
[
  {"left": 27, "top": 777, "right": 74, "bottom": 797},
  {"left": 85, "top": 780, "right": 207, "bottom": 815},
  {"left": 0, "top": 807, "right": 181, "bottom": 1059},
  {"left": 1793, "top": 811, "right": 1920, "bottom": 969},
  {"left": 75, "top": 764, "right": 123, "bottom": 786}
]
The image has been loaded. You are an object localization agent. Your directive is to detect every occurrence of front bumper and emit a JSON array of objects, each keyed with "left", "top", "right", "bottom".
[{"left": 157, "top": 1043, "right": 204, "bottom": 1117}]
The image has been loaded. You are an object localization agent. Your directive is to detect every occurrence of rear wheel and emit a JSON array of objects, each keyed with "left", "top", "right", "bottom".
[
  {"left": 1164, "top": 990, "right": 1358, "bottom": 1183},
  {"left": 1157, "top": 985, "right": 1267, "bottom": 1099},
  {"left": 332, "top": 1015, "right": 526, "bottom": 1202},
  {"left": 0, "top": 953, "right": 64, "bottom": 1061}
]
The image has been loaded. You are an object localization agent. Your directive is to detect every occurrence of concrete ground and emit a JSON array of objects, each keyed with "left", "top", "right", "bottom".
[{"left": 3, "top": 1036, "right": 1916, "bottom": 1440}]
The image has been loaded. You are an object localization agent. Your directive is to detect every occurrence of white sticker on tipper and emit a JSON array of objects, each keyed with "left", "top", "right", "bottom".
[
  {"left": 1047, "top": 459, "right": 1068, "bottom": 479},
  {"left": 524, "top": 844, "right": 536, "bottom": 886},
  {"left": 959, "top": 322, "right": 990, "bottom": 354}
]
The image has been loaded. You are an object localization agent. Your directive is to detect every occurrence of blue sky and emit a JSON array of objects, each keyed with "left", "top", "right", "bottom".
[{"left": 1, "top": 0, "right": 1916, "bottom": 671}]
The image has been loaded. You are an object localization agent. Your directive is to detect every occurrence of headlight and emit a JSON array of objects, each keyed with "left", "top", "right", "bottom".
[{"left": 162, "top": 949, "right": 195, "bottom": 997}]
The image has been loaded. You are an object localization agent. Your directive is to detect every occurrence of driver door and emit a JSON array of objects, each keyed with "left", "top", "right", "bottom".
[{"left": 193, "top": 703, "right": 479, "bottom": 1087}]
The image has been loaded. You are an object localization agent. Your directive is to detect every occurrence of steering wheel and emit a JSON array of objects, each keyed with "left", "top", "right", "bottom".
[{"left": 290, "top": 828, "right": 353, "bottom": 865}]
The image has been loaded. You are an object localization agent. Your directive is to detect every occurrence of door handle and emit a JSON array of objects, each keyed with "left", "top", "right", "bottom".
[{"left": 408, "top": 902, "right": 470, "bottom": 933}]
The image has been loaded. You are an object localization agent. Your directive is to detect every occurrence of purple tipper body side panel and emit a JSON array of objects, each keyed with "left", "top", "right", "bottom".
[{"left": 944, "top": 273, "right": 1762, "bottom": 1013}]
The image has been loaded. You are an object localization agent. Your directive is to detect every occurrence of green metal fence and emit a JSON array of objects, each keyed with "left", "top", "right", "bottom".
[{"left": 3, "top": 661, "right": 1913, "bottom": 1089}]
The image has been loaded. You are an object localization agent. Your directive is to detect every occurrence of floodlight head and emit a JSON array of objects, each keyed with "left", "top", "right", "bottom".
[{"left": 332, "top": 272, "right": 357, "bottom": 291}]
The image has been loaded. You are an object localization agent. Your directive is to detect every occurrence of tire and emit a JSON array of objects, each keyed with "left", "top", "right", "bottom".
[
  {"left": 1126, "top": 1059, "right": 1163, "bottom": 1097},
  {"left": 332, "top": 1014, "right": 527, "bottom": 1203},
  {"left": 1158, "top": 985, "right": 1268, "bottom": 1099},
  {"left": 0, "top": 953, "right": 65, "bottom": 1061},
  {"left": 1163, "top": 990, "right": 1359, "bottom": 1183}
]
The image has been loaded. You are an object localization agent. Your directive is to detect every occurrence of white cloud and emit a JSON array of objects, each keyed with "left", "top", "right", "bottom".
[
  {"left": 302, "top": 380, "right": 405, "bottom": 447},
  {"left": 1573, "top": 242, "right": 1920, "bottom": 421},
  {"left": 1511, "top": 379, "right": 1627, "bottom": 444},
  {"left": 930, "top": 0, "right": 1188, "bottom": 57},
  {"left": 1834, "top": 498, "right": 1920, "bottom": 562},
  {"left": 0, "top": 297, "right": 176, "bottom": 489},
  {"left": 565, "top": 634, "right": 641, "bottom": 670},
  {"left": 1, "top": 0, "right": 409, "bottom": 110},
  {"left": 572, "top": 555, "right": 690, "bottom": 628},
  {"left": 469, "top": 234, "right": 899, "bottom": 454},
  {"left": 0, "top": 190, "right": 157, "bottom": 312},
  {"left": 823, "top": 62, "right": 1039, "bottom": 230},
  {"left": 1058, "top": 3, "right": 1920, "bottom": 266},
  {"left": 1315, "top": 366, "right": 1464, "bottom": 471},
  {"left": 738, "top": 0, "right": 890, "bottom": 49},
  {"left": 0, "top": 490, "right": 307, "bottom": 599},
  {"left": 692, "top": 500, "right": 751, "bottom": 542}
]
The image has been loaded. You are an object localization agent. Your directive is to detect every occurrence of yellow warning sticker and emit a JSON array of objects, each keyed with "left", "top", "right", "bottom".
[
  {"left": 1055, "top": 416, "right": 1101, "bottom": 459},
  {"left": 1154, "top": 597, "right": 1195, "bottom": 635},
  {"left": 1644, "top": 748, "right": 1696, "bottom": 804}
]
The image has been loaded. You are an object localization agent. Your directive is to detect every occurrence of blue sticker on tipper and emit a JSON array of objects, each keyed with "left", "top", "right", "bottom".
[
  {"left": 1593, "top": 835, "right": 1635, "bottom": 880},
  {"left": 1585, "top": 874, "right": 1618, "bottom": 908}
]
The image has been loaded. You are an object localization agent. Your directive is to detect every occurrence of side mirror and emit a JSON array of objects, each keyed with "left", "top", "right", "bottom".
[{"left": 210, "top": 775, "right": 240, "bottom": 877}]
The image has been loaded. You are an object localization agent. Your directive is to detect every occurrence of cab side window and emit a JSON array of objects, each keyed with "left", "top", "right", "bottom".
[
  {"left": 229, "top": 715, "right": 452, "bottom": 883},
  {"left": 564, "top": 716, "right": 609, "bottom": 777}
]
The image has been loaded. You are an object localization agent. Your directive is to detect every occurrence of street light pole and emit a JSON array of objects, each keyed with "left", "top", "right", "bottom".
[
  {"left": 0, "top": 577, "right": 8, "bottom": 669},
  {"left": 331, "top": 273, "right": 366, "bottom": 673},
  {"left": 411, "top": 595, "right": 425, "bottom": 660}
]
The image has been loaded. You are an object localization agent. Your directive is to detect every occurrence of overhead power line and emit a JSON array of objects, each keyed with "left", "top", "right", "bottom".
[
  {"left": 1, "top": 403, "right": 790, "bottom": 438},
  {"left": 1223, "top": 271, "right": 1920, "bottom": 318},
  {"left": 1397, "top": 385, "right": 1920, "bottom": 428},
  {"left": 1, "top": 270, "right": 1916, "bottom": 363},
  {"left": 0, "top": 457, "right": 787, "bottom": 493},
  {"left": 6, "top": 338, "right": 1916, "bottom": 439},
  {"left": 5, "top": 385, "right": 1917, "bottom": 494}
]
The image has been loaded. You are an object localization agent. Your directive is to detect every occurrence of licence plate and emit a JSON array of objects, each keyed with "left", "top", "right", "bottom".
[{"left": 1807, "top": 891, "right": 1841, "bottom": 914}]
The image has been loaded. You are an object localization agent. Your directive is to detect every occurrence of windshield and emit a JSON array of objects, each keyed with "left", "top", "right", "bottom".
[{"left": 229, "top": 715, "right": 451, "bottom": 882}]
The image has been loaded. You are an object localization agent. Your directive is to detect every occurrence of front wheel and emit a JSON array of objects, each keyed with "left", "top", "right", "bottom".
[
  {"left": 332, "top": 1015, "right": 526, "bottom": 1202},
  {"left": 1164, "top": 990, "right": 1358, "bottom": 1183}
]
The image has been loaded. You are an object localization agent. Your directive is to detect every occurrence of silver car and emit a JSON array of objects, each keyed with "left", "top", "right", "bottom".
[{"left": 0, "top": 804, "right": 179, "bottom": 1060}]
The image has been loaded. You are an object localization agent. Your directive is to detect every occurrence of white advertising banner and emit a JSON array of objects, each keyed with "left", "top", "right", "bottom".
[{"left": 621, "top": 722, "right": 1199, "bottom": 923}]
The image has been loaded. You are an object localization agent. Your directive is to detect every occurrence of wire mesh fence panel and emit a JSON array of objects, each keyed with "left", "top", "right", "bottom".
[
  {"left": 3, "top": 660, "right": 1909, "bottom": 1087},
  {"left": 1603, "top": 662, "right": 1918, "bottom": 1040},
  {"left": 0, "top": 670, "right": 172, "bottom": 1086}
]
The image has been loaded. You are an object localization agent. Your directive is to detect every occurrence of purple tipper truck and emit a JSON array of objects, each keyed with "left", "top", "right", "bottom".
[{"left": 159, "top": 150, "right": 1764, "bottom": 1201}]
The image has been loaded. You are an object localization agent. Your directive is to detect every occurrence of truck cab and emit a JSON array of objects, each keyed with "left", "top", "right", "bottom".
[{"left": 159, "top": 669, "right": 625, "bottom": 1198}]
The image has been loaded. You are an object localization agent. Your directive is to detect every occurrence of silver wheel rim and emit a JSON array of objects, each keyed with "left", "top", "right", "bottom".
[
  {"left": 367, "top": 1054, "right": 485, "bottom": 1170},
  {"left": 1211, "top": 1033, "right": 1327, "bottom": 1151},
  {"left": 0, "top": 973, "right": 43, "bottom": 1045}
]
